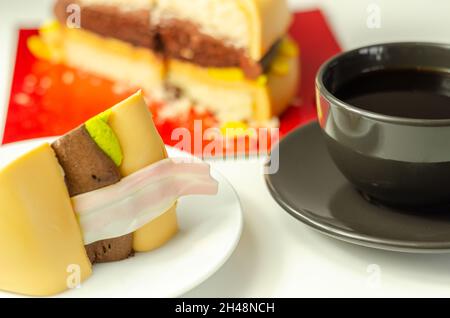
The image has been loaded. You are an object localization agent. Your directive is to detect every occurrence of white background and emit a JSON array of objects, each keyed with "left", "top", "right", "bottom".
[{"left": 0, "top": 0, "right": 450, "bottom": 297}]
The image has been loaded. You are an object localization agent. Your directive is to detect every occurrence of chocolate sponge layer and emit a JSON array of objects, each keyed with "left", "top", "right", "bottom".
[
  {"left": 157, "top": 19, "right": 262, "bottom": 79},
  {"left": 85, "top": 236, "right": 134, "bottom": 264},
  {"left": 52, "top": 125, "right": 121, "bottom": 196},
  {"left": 55, "top": 0, "right": 154, "bottom": 49},
  {"left": 52, "top": 125, "right": 133, "bottom": 264}
]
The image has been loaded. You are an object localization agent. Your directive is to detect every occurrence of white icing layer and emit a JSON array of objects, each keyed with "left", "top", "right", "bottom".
[
  {"left": 72, "top": 158, "right": 218, "bottom": 244},
  {"left": 151, "top": 0, "right": 250, "bottom": 50},
  {"left": 78, "top": 0, "right": 152, "bottom": 11}
]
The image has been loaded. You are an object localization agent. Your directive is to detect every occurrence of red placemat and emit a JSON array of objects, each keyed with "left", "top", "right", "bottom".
[{"left": 2, "top": 9, "right": 341, "bottom": 155}]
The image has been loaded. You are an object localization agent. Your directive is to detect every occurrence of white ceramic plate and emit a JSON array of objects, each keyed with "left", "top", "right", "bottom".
[{"left": 0, "top": 138, "right": 243, "bottom": 298}]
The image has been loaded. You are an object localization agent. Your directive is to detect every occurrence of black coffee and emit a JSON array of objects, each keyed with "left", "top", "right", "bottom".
[{"left": 334, "top": 69, "right": 450, "bottom": 119}]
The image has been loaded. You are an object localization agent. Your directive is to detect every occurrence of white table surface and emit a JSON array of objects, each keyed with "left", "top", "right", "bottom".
[{"left": 1, "top": 0, "right": 450, "bottom": 298}]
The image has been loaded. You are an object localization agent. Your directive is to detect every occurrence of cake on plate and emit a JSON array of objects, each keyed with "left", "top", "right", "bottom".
[{"left": 0, "top": 91, "right": 218, "bottom": 296}]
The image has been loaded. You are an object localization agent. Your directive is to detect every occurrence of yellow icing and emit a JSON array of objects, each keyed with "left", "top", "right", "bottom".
[
  {"left": 269, "top": 38, "right": 299, "bottom": 76},
  {"left": 207, "top": 68, "right": 246, "bottom": 82},
  {"left": 221, "top": 121, "right": 256, "bottom": 137},
  {"left": 279, "top": 38, "right": 300, "bottom": 58}
]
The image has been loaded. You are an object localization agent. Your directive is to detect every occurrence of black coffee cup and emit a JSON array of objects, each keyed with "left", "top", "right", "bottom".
[{"left": 316, "top": 42, "right": 450, "bottom": 207}]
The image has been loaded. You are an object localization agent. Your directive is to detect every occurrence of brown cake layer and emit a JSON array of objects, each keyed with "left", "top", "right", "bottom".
[
  {"left": 157, "top": 19, "right": 262, "bottom": 79},
  {"left": 85, "top": 236, "right": 134, "bottom": 263},
  {"left": 55, "top": 0, "right": 154, "bottom": 48},
  {"left": 51, "top": 125, "right": 134, "bottom": 264},
  {"left": 53, "top": 0, "right": 271, "bottom": 79},
  {"left": 52, "top": 125, "right": 121, "bottom": 196}
]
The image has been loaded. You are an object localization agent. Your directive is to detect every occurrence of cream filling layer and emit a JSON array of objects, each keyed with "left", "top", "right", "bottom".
[
  {"left": 72, "top": 158, "right": 218, "bottom": 245},
  {"left": 151, "top": 0, "right": 250, "bottom": 50}
]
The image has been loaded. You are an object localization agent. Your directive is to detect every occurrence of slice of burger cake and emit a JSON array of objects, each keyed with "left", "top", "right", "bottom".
[
  {"left": 31, "top": 0, "right": 299, "bottom": 126},
  {"left": 0, "top": 91, "right": 218, "bottom": 296}
]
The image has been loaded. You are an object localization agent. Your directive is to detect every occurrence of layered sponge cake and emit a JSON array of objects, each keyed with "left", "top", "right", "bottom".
[{"left": 33, "top": 0, "right": 299, "bottom": 126}]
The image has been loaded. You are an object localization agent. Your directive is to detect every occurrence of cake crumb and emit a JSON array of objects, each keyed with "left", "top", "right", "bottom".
[
  {"left": 158, "top": 98, "right": 192, "bottom": 120},
  {"left": 112, "top": 82, "right": 133, "bottom": 95},
  {"left": 39, "top": 76, "right": 53, "bottom": 90},
  {"left": 90, "top": 78, "right": 102, "bottom": 87},
  {"left": 14, "top": 93, "right": 32, "bottom": 107},
  {"left": 62, "top": 71, "right": 75, "bottom": 85},
  {"left": 23, "top": 74, "right": 38, "bottom": 92}
]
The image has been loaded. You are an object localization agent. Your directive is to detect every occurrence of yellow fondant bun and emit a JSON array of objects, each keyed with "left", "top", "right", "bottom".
[
  {"left": 108, "top": 91, "right": 179, "bottom": 252},
  {"left": 0, "top": 144, "right": 92, "bottom": 296},
  {"left": 240, "top": 0, "right": 292, "bottom": 60}
]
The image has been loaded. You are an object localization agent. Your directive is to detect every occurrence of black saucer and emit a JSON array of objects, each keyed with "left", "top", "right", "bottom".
[{"left": 266, "top": 121, "right": 450, "bottom": 253}]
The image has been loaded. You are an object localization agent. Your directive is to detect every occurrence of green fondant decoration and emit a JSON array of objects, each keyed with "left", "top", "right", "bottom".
[{"left": 85, "top": 110, "right": 123, "bottom": 166}]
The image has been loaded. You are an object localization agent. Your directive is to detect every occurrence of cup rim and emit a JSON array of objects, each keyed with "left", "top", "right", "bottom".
[{"left": 316, "top": 41, "right": 450, "bottom": 127}]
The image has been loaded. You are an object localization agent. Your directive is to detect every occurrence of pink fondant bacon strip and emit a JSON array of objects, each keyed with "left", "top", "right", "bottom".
[{"left": 71, "top": 159, "right": 219, "bottom": 245}]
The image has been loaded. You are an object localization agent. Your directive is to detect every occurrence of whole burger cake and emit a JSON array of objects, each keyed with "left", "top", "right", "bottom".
[{"left": 33, "top": 0, "right": 299, "bottom": 127}]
